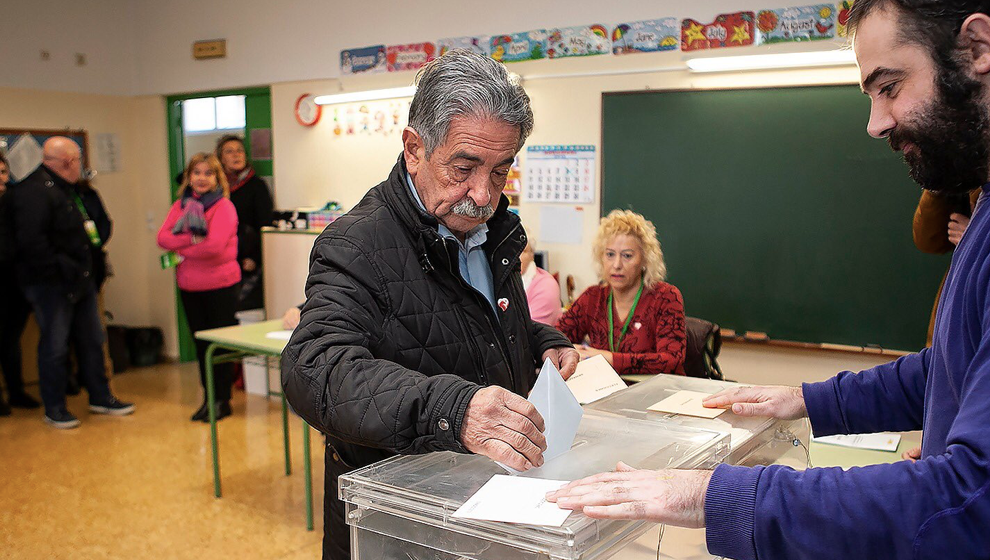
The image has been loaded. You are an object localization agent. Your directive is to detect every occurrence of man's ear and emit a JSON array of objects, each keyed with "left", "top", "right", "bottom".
[
  {"left": 961, "top": 13, "right": 990, "bottom": 75},
  {"left": 402, "top": 127, "right": 424, "bottom": 176}
]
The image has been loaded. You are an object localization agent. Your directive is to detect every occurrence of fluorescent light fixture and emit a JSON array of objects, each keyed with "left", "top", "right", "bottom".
[
  {"left": 314, "top": 86, "right": 416, "bottom": 105},
  {"left": 686, "top": 50, "right": 857, "bottom": 73}
]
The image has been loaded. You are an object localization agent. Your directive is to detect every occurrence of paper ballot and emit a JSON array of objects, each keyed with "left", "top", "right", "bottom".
[
  {"left": 648, "top": 390, "right": 726, "bottom": 419},
  {"left": 566, "top": 354, "right": 626, "bottom": 404},
  {"left": 452, "top": 475, "right": 571, "bottom": 526},
  {"left": 500, "top": 359, "right": 583, "bottom": 473},
  {"left": 265, "top": 330, "right": 293, "bottom": 341},
  {"left": 813, "top": 432, "right": 902, "bottom": 452}
]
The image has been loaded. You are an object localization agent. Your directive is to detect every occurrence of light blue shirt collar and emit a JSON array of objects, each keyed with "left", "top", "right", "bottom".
[{"left": 405, "top": 172, "right": 488, "bottom": 249}]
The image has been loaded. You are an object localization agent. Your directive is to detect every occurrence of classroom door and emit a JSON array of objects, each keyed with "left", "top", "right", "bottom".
[{"left": 165, "top": 87, "right": 273, "bottom": 362}]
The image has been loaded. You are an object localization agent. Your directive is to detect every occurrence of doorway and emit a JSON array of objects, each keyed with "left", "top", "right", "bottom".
[{"left": 165, "top": 87, "right": 273, "bottom": 362}]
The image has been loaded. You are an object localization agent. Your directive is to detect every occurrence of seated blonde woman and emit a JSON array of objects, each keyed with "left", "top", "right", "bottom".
[{"left": 556, "top": 210, "right": 686, "bottom": 375}]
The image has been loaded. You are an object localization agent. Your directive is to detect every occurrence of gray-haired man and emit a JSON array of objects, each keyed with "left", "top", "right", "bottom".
[{"left": 282, "top": 50, "right": 579, "bottom": 560}]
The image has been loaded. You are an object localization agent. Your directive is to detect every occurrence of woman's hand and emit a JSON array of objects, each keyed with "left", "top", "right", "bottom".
[{"left": 575, "top": 345, "right": 613, "bottom": 364}]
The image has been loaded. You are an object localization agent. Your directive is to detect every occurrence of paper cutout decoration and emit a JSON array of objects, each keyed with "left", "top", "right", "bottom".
[
  {"left": 386, "top": 42, "right": 436, "bottom": 72},
  {"left": 340, "top": 45, "right": 387, "bottom": 75},
  {"left": 612, "top": 18, "right": 680, "bottom": 55},
  {"left": 681, "top": 12, "right": 756, "bottom": 51},
  {"left": 757, "top": 5, "right": 836, "bottom": 44},
  {"left": 547, "top": 24, "right": 611, "bottom": 59},
  {"left": 437, "top": 36, "right": 491, "bottom": 57},
  {"left": 490, "top": 30, "right": 547, "bottom": 63},
  {"left": 837, "top": 0, "right": 856, "bottom": 37}
]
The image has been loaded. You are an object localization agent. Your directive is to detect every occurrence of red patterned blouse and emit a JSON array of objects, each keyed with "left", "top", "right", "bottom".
[{"left": 555, "top": 282, "right": 687, "bottom": 376}]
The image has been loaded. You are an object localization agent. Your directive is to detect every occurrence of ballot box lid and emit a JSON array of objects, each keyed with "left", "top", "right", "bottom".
[
  {"left": 585, "top": 375, "right": 802, "bottom": 464},
  {"left": 340, "top": 411, "right": 728, "bottom": 560}
]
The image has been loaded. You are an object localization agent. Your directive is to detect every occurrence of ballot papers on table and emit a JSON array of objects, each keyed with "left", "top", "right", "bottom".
[
  {"left": 264, "top": 330, "right": 293, "bottom": 341},
  {"left": 565, "top": 354, "right": 626, "bottom": 404},
  {"left": 647, "top": 390, "right": 727, "bottom": 419},
  {"left": 452, "top": 475, "right": 570, "bottom": 526},
  {"left": 587, "top": 374, "right": 810, "bottom": 466},
  {"left": 339, "top": 412, "right": 727, "bottom": 560},
  {"left": 813, "top": 432, "right": 902, "bottom": 452}
]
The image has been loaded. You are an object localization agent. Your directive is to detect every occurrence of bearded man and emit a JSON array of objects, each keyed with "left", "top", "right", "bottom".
[{"left": 548, "top": 1, "right": 990, "bottom": 558}]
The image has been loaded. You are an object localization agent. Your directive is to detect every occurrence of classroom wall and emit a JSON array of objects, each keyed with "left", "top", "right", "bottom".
[
  {"left": 271, "top": 60, "right": 862, "bottom": 298},
  {"left": 1, "top": 1, "right": 137, "bottom": 95}
]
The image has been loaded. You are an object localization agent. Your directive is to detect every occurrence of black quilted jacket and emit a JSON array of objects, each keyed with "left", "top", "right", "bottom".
[{"left": 281, "top": 155, "right": 571, "bottom": 471}]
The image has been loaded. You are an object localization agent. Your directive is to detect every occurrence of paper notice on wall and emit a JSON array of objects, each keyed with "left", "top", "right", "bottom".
[
  {"left": 7, "top": 133, "right": 43, "bottom": 182},
  {"left": 94, "top": 133, "right": 121, "bottom": 174},
  {"left": 538, "top": 206, "right": 584, "bottom": 245}
]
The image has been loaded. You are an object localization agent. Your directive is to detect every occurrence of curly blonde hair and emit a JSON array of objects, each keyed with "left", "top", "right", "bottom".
[{"left": 592, "top": 210, "right": 667, "bottom": 288}]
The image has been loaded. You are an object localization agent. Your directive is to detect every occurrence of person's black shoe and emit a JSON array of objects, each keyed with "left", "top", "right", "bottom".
[
  {"left": 198, "top": 401, "right": 232, "bottom": 423},
  {"left": 8, "top": 391, "right": 41, "bottom": 409},
  {"left": 44, "top": 409, "right": 81, "bottom": 429},
  {"left": 88, "top": 396, "right": 135, "bottom": 416},
  {"left": 0, "top": 398, "right": 10, "bottom": 417},
  {"left": 65, "top": 376, "right": 82, "bottom": 396},
  {"left": 191, "top": 402, "right": 209, "bottom": 422}
]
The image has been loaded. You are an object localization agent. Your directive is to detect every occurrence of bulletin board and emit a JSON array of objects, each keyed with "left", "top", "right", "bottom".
[{"left": 0, "top": 128, "right": 90, "bottom": 183}]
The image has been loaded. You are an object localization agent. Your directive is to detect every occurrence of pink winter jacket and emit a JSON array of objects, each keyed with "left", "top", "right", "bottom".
[{"left": 157, "top": 196, "right": 241, "bottom": 292}]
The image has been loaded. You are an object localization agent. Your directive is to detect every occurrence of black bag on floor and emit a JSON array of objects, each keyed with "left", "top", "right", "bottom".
[
  {"left": 126, "top": 327, "right": 164, "bottom": 367},
  {"left": 106, "top": 325, "right": 130, "bottom": 373}
]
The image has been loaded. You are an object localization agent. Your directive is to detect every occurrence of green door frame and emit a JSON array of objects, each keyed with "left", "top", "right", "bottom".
[{"left": 165, "top": 86, "right": 272, "bottom": 362}]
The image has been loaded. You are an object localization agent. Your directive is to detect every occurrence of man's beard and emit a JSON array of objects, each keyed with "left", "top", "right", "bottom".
[
  {"left": 451, "top": 198, "right": 494, "bottom": 219},
  {"left": 888, "top": 63, "right": 990, "bottom": 195}
]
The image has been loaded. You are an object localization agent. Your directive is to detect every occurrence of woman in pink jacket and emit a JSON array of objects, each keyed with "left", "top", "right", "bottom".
[
  {"left": 520, "top": 239, "right": 562, "bottom": 326},
  {"left": 157, "top": 153, "right": 240, "bottom": 422}
]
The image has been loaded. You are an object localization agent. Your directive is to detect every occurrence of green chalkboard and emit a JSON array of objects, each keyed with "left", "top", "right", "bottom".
[{"left": 602, "top": 85, "right": 950, "bottom": 351}]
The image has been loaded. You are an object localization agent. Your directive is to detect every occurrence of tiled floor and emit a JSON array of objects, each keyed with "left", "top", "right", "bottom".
[{"left": 0, "top": 362, "right": 324, "bottom": 559}]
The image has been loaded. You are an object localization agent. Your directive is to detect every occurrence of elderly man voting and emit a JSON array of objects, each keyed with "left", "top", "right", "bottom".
[
  {"left": 549, "top": 2, "right": 990, "bottom": 559},
  {"left": 281, "top": 50, "right": 579, "bottom": 560}
]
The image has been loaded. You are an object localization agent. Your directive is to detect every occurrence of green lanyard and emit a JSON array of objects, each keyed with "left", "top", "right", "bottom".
[
  {"left": 71, "top": 192, "right": 102, "bottom": 247},
  {"left": 607, "top": 279, "right": 644, "bottom": 353}
]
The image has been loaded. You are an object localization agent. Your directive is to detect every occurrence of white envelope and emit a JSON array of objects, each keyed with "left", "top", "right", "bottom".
[
  {"left": 529, "top": 358, "right": 584, "bottom": 463},
  {"left": 500, "top": 359, "right": 584, "bottom": 473},
  {"left": 566, "top": 354, "right": 626, "bottom": 404}
]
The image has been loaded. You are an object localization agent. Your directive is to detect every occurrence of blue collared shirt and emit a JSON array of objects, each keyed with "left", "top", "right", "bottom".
[{"left": 406, "top": 173, "right": 497, "bottom": 313}]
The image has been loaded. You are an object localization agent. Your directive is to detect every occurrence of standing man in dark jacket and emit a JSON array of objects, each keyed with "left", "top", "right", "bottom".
[
  {"left": 281, "top": 50, "right": 579, "bottom": 560},
  {"left": 8, "top": 137, "right": 133, "bottom": 428}
]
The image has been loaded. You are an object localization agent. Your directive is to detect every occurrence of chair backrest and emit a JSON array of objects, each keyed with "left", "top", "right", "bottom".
[{"left": 683, "top": 316, "right": 724, "bottom": 380}]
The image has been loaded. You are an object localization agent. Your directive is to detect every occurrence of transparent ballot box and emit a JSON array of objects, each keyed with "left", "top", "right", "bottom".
[
  {"left": 585, "top": 375, "right": 810, "bottom": 467},
  {"left": 339, "top": 412, "right": 729, "bottom": 560}
]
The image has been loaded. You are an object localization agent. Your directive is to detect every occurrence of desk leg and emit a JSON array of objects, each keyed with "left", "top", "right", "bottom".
[
  {"left": 303, "top": 422, "right": 313, "bottom": 531},
  {"left": 205, "top": 343, "right": 221, "bottom": 498},
  {"left": 282, "top": 394, "right": 291, "bottom": 476}
]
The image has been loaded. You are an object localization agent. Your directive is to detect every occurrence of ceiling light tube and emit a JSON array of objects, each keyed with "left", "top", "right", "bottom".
[
  {"left": 314, "top": 86, "right": 417, "bottom": 105},
  {"left": 686, "top": 50, "right": 857, "bottom": 73}
]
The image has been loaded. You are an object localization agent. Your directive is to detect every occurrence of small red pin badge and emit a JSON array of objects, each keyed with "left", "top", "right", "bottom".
[{"left": 498, "top": 298, "right": 509, "bottom": 311}]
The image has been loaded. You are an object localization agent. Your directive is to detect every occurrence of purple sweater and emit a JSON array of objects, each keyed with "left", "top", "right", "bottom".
[{"left": 705, "top": 186, "right": 990, "bottom": 559}]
